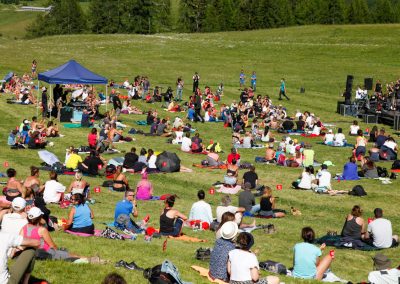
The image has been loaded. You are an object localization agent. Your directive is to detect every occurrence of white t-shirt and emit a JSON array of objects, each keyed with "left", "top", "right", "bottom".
[
  {"left": 368, "top": 218, "right": 393, "bottom": 248},
  {"left": 312, "top": 125, "right": 321, "bottom": 135},
  {"left": 383, "top": 140, "right": 396, "bottom": 151},
  {"left": 173, "top": 131, "right": 183, "bottom": 144},
  {"left": 181, "top": 137, "right": 192, "bottom": 152},
  {"left": 324, "top": 133, "right": 334, "bottom": 144},
  {"left": 317, "top": 170, "right": 331, "bottom": 189},
  {"left": 0, "top": 233, "right": 23, "bottom": 284},
  {"left": 242, "top": 137, "right": 252, "bottom": 148},
  {"left": 148, "top": 155, "right": 157, "bottom": 169},
  {"left": 0, "top": 213, "right": 28, "bottom": 235},
  {"left": 229, "top": 249, "right": 259, "bottom": 281},
  {"left": 188, "top": 200, "right": 213, "bottom": 224},
  {"left": 350, "top": 125, "right": 360, "bottom": 135},
  {"left": 298, "top": 172, "right": 315, "bottom": 190},
  {"left": 368, "top": 268, "right": 400, "bottom": 284},
  {"left": 43, "top": 180, "right": 66, "bottom": 204},
  {"left": 216, "top": 205, "right": 240, "bottom": 224},
  {"left": 334, "top": 133, "right": 346, "bottom": 145}
]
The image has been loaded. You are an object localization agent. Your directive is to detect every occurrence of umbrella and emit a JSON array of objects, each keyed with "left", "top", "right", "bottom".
[{"left": 38, "top": 150, "right": 60, "bottom": 166}]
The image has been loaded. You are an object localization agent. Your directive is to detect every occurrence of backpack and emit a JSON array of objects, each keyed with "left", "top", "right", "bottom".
[
  {"left": 195, "top": 248, "right": 212, "bottom": 261},
  {"left": 259, "top": 260, "right": 287, "bottom": 275},
  {"left": 277, "top": 153, "right": 286, "bottom": 166},
  {"left": 349, "top": 185, "right": 367, "bottom": 196},
  {"left": 377, "top": 166, "right": 388, "bottom": 178},
  {"left": 391, "top": 160, "right": 400, "bottom": 170},
  {"left": 51, "top": 162, "right": 65, "bottom": 173},
  {"left": 100, "top": 227, "right": 125, "bottom": 240}
]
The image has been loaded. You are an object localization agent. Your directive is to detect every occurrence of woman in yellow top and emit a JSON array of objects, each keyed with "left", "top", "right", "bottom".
[{"left": 355, "top": 129, "right": 368, "bottom": 159}]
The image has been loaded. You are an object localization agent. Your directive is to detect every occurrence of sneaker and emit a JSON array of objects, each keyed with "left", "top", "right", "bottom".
[{"left": 123, "top": 229, "right": 137, "bottom": 236}]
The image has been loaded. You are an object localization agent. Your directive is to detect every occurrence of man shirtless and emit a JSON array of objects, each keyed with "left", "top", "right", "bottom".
[{"left": 265, "top": 143, "right": 276, "bottom": 162}]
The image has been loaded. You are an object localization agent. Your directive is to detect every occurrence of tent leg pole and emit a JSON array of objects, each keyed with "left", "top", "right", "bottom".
[
  {"left": 106, "top": 85, "right": 108, "bottom": 112},
  {"left": 37, "top": 80, "right": 39, "bottom": 117}
]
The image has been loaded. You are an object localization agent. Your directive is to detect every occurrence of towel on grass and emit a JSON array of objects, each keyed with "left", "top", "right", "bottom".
[{"left": 191, "top": 266, "right": 228, "bottom": 284}]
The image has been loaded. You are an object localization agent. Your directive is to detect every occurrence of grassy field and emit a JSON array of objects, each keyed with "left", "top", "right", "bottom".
[{"left": 0, "top": 24, "right": 400, "bottom": 283}]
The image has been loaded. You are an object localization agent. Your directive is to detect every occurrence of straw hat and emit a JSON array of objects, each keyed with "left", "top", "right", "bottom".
[{"left": 220, "top": 221, "right": 238, "bottom": 240}]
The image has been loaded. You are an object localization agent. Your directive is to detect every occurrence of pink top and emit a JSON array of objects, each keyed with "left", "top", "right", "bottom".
[
  {"left": 22, "top": 224, "right": 50, "bottom": 251},
  {"left": 136, "top": 180, "right": 152, "bottom": 200}
]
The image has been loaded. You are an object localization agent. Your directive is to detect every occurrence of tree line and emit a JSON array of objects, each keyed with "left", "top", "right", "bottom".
[{"left": 21, "top": 0, "right": 400, "bottom": 38}]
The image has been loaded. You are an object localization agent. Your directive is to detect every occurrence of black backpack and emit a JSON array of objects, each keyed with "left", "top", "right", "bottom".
[
  {"left": 377, "top": 166, "right": 388, "bottom": 177},
  {"left": 195, "top": 248, "right": 212, "bottom": 261},
  {"left": 143, "top": 265, "right": 176, "bottom": 284},
  {"left": 259, "top": 260, "right": 287, "bottom": 275},
  {"left": 392, "top": 160, "right": 400, "bottom": 170},
  {"left": 349, "top": 185, "right": 367, "bottom": 197}
]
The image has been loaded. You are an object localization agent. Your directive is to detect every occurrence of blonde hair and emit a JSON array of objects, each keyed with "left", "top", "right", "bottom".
[{"left": 75, "top": 171, "right": 83, "bottom": 181}]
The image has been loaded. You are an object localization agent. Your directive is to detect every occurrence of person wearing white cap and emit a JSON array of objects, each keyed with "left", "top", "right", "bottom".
[
  {"left": 0, "top": 197, "right": 28, "bottom": 235},
  {"left": 324, "top": 129, "right": 335, "bottom": 145},
  {"left": 209, "top": 221, "right": 238, "bottom": 282}
]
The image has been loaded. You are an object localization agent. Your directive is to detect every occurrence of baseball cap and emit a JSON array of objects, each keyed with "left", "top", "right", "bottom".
[
  {"left": 12, "top": 197, "right": 26, "bottom": 211},
  {"left": 27, "top": 207, "right": 44, "bottom": 219}
]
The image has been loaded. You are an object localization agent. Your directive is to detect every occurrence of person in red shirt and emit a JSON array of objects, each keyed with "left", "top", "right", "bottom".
[
  {"left": 87, "top": 128, "right": 98, "bottom": 149},
  {"left": 227, "top": 148, "right": 240, "bottom": 165}
]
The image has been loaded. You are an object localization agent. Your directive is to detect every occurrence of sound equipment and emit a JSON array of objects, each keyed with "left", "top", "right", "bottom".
[
  {"left": 363, "top": 114, "right": 378, "bottom": 124},
  {"left": 364, "top": 78, "right": 373, "bottom": 90},
  {"left": 60, "top": 107, "right": 73, "bottom": 122},
  {"left": 346, "top": 75, "right": 354, "bottom": 93},
  {"left": 72, "top": 110, "right": 83, "bottom": 122},
  {"left": 340, "top": 104, "right": 354, "bottom": 116}
]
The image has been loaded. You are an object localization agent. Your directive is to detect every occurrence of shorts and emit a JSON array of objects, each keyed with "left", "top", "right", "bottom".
[
  {"left": 258, "top": 210, "right": 275, "bottom": 218},
  {"left": 48, "top": 248, "right": 70, "bottom": 260}
]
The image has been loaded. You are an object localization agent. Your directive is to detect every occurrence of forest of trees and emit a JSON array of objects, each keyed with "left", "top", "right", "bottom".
[{"left": 15, "top": 0, "right": 400, "bottom": 38}]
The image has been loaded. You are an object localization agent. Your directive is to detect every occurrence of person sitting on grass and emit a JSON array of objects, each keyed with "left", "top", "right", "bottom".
[
  {"left": 112, "top": 165, "right": 129, "bottom": 192},
  {"left": 258, "top": 187, "right": 286, "bottom": 218},
  {"left": 206, "top": 148, "right": 223, "bottom": 167},
  {"left": 341, "top": 157, "right": 360, "bottom": 180},
  {"left": 46, "top": 121, "right": 59, "bottom": 137},
  {"left": 354, "top": 129, "right": 367, "bottom": 160},
  {"left": 65, "top": 148, "right": 83, "bottom": 170},
  {"left": 368, "top": 253, "right": 400, "bottom": 283},
  {"left": 8, "top": 129, "right": 25, "bottom": 149},
  {"left": 136, "top": 172, "right": 153, "bottom": 200},
  {"left": 293, "top": 227, "right": 334, "bottom": 280},
  {"left": 191, "top": 132, "right": 204, "bottom": 153},
  {"left": 264, "top": 143, "right": 276, "bottom": 163},
  {"left": 216, "top": 195, "right": 255, "bottom": 230},
  {"left": 23, "top": 166, "right": 44, "bottom": 200},
  {"left": 63, "top": 193, "right": 94, "bottom": 235},
  {"left": 66, "top": 171, "right": 89, "bottom": 199},
  {"left": 159, "top": 195, "right": 187, "bottom": 237},
  {"left": 333, "top": 128, "right": 346, "bottom": 147},
  {"left": 0, "top": 197, "right": 28, "bottom": 235},
  {"left": 181, "top": 132, "right": 192, "bottom": 152},
  {"left": 349, "top": 120, "right": 360, "bottom": 136},
  {"left": 209, "top": 221, "right": 239, "bottom": 283},
  {"left": 188, "top": 190, "right": 213, "bottom": 226},
  {"left": 114, "top": 190, "right": 144, "bottom": 235},
  {"left": 292, "top": 166, "right": 316, "bottom": 190},
  {"left": 20, "top": 207, "right": 87, "bottom": 261},
  {"left": 43, "top": 171, "right": 66, "bottom": 204},
  {"left": 146, "top": 149, "right": 158, "bottom": 172},
  {"left": 5, "top": 168, "right": 26, "bottom": 201},
  {"left": 122, "top": 147, "right": 138, "bottom": 170},
  {"left": 238, "top": 182, "right": 258, "bottom": 216},
  {"left": 78, "top": 150, "right": 106, "bottom": 176},
  {"left": 358, "top": 158, "right": 379, "bottom": 179},
  {"left": 341, "top": 205, "right": 366, "bottom": 241},
  {"left": 0, "top": 230, "right": 39, "bottom": 284},
  {"left": 228, "top": 232, "right": 280, "bottom": 284},
  {"left": 365, "top": 208, "right": 399, "bottom": 249},
  {"left": 315, "top": 164, "right": 332, "bottom": 190},
  {"left": 88, "top": 128, "right": 98, "bottom": 150},
  {"left": 242, "top": 165, "right": 264, "bottom": 192}
]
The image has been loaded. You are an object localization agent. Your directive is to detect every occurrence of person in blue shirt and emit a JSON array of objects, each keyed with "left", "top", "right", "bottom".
[
  {"left": 114, "top": 190, "right": 143, "bottom": 234},
  {"left": 239, "top": 69, "right": 246, "bottom": 88},
  {"left": 342, "top": 157, "right": 360, "bottom": 180},
  {"left": 279, "top": 78, "right": 290, "bottom": 100},
  {"left": 293, "top": 227, "right": 334, "bottom": 280},
  {"left": 65, "top": 193, "right": 94, "bottom": 234},
  {"left": 250, "top": 71, "right": 257, "bottom": 91},
  {"left": 187, "top": 106, "right": 195, "bottom": 121}
]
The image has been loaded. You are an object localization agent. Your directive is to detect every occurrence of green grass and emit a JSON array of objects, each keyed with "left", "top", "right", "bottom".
[{"left": 0, "top": 25, "right": 400, "bottom": 283}]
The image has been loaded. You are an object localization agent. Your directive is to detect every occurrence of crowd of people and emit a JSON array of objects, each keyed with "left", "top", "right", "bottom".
[{"left": 1, "top": 64, "right": 399, "bottom": 284}]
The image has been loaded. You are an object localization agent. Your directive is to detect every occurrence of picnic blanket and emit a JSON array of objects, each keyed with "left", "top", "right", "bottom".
[
  {"left": 62, "top": 123, "right": 82, "bottom": 128},
  {"left": 168, "top": 234, "right": 207, "bottom": 243},
  {"left": 191, "top": 266, "right": 228, "bottom": 284},
  {"left": 163, "top": 109, "right": 186, "bottom": 113},
  {"left": 216, "top": 185, "right": 242, "bottom": 194},
  {"left": 315, "top": 235, "right": 381, "bottom": 251},
  {"left": 193, "top": 164, "right": 227, "bottom": 170},
  {"left": 301, "top": 134, "right": 323, "bottom": 138},
  {"left": 316, "top": 142, "right": 354, "bottom": 148},
  {"left": 65, "top": 229, "right": 133, "bottom": 239},
  {"left": 181, "top": 150, "right": 208, "bottom": 155}
]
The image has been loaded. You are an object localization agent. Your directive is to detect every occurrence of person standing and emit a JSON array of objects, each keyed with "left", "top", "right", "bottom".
[
  {"left": 31, "top": 59, "right": 37, "bottom": 78},
  {"left": 239, "top": 69, "right": 246, "bottom": 88},
  {"left": 111, "top": 90, "right": 122, "bottom": 117},
  {"left": 176, "top": 77, "right": 184, "bottom": 102},
  {"left": 41, "top": 87, "right": 48, "bottom": 118},
  {"left": 194, "top": 90, "right": 204, "bottom": 123},
  {"left": 251, "top": 71, "right": 257, "bottom": 91},
  {"left": 279, "top": 78, "right": 290, "bottom": 100},
  {"left": 192, "top": 72, "right": 200, "bottom": 93}
]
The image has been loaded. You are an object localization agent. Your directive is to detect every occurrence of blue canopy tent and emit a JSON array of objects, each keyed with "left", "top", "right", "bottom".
[{"left": 37, "top": 59, "right": 109, "bottom": 116}]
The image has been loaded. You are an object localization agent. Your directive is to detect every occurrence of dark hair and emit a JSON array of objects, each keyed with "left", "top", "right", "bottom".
[
  {"left": 301, "top": 227, "right": 315, "bottom": 243},
  {"left": 351, "top": 205, "right": 362, "bottom": 217},
  {"left": 338, "top": 128, "right": 343, "bottom": 133},
  {"left": 306, "top": 165, "right": 314, "bottom": 174},
  {"left": 30, "top": 166, "right": 39, "bottom": 176},
  {"left": 249, "top": 165, "right": 255, "bottom": 172},
  {"left": 231, "top": 158, "right": 237, "bottom": 165},
  {"left": 374, "top": 208, "right": 383, "bottom": 218},
  {"left": 91, "top": 128, "right": 97, "bottom": 134},
  {"left": 72, "top": 193, "right": 85, "bottom": 205},
  {"left": 349, "top": 156, "right": 356, "bottom": 163},
  {"left": 125, "top": 190, "right": 134, "bottom": 198},
  {"left": 102, "top": 272, "right": 127, "bottom": 284},
  {"left": 140, "top": 148, "right": 147, "bottom": 156},
  {"left": 197, "top": 190, "right": 205, "bottom": 200},
  {"left": 130, "top": 147, "right": 136, "bottom": 153},
  {"left": 7, "top": 168, "right": 16, "bottom": 178},
  {"left": 216, "top": 212, "right": 235, "bottom": 231},
  {"left": 147, "top": 149, "right": 154, "bottom": 160},
  {"left": 166, "top": 195, "right": 175, "bottom": 207},
  {"left": 236, "top": 232, "right": 254, "bottom": 250},
  {"left": 357, "top": 129, "right": 363, "bottom": 136},
  {"left": 49, "top": 171, "right": 58, "bottom": 180}
]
